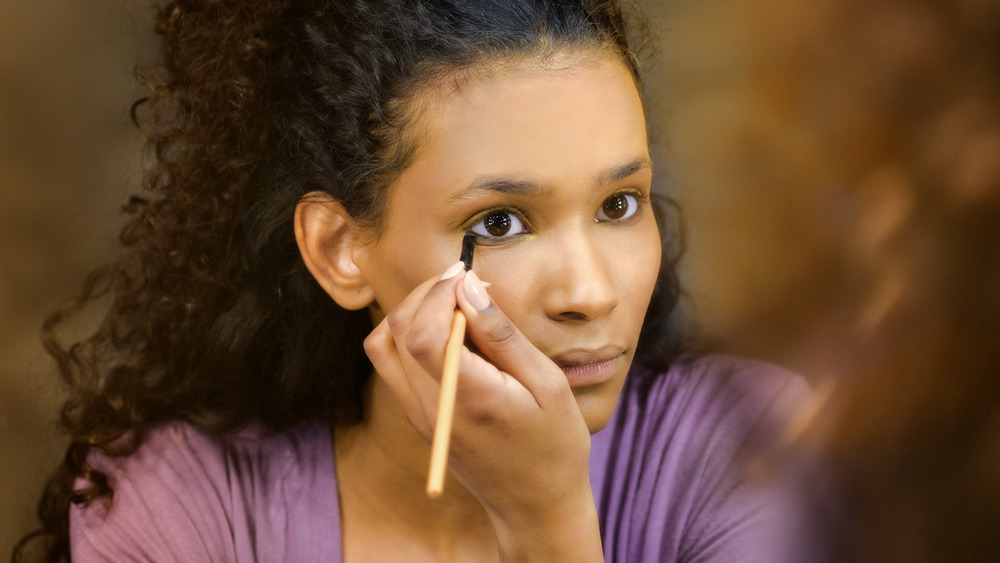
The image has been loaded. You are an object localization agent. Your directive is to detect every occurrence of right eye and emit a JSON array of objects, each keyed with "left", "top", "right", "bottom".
[{"left": 469, "top": 209, "right": 528, "bottom": 239}]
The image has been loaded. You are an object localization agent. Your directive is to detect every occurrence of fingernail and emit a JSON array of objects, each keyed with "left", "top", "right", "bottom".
[
  {"left": 440, "top": 261, "right": 465, "bottom": 280},
  {"left": 464, "top": 270, "right": 491, "bottom": 310}
]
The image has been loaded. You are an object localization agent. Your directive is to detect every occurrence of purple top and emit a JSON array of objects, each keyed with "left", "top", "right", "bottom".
[{"left": 71, "top": 354, "right": 809, "bottom": 562}]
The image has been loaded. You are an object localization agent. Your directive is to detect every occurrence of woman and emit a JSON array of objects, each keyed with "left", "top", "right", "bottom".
[{"left": 17, "top": 1, "right": 808, "bottom": 561}]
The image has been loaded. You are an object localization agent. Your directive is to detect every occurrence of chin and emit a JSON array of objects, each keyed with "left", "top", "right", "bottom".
[{"left": 573, "top": 381, "right": 624, "bottom": 435}]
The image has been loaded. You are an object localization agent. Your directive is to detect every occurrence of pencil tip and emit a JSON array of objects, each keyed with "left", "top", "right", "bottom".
[{"left": 461, "top": 232, "right": 476, "bottom": 270}]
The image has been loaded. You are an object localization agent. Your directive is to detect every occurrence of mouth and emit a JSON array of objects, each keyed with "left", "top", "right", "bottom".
[{"left": 550, "top": 346, "right": 627, "bottom": 387}]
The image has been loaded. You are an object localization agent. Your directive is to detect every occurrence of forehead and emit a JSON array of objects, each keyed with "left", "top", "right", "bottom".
[{"left": 398, "top": 51, "right": 649, "bottom": 192}]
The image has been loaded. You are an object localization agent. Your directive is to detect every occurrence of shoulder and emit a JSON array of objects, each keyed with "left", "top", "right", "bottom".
[
  {"left": 70, "top": 419, "right": 338, "bottom": 561},
  {"left": 592, "top": 354, "right": 812, "bottom": 562}
]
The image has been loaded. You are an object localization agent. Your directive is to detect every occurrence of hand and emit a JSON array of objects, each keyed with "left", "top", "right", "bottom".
[{"left": 364, "top": 264, "right": 603, "bottom": 561}]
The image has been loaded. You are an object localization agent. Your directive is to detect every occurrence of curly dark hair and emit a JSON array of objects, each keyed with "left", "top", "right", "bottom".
[{"left": 14, "top": 0, "right": 684, "bottom": 560}]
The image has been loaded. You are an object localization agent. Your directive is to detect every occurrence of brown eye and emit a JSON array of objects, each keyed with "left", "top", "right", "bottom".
[
  {"left": 484, "top": 211, "right": 511, "bottom": 236},
  {"left": 596, "top": 193, "right": 638, "bottom": 222},
  {"left": 470, "top": 209, "right": 527, "bottom": 239}
]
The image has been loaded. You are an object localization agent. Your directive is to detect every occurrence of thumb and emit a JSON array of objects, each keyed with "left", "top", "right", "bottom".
[{"left": 456, "top": 270, "right": 566, "bottom": 398}]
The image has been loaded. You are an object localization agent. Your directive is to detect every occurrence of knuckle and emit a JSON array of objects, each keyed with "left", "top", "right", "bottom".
[
  {"left": 482, "top": 316, "right": 518, "bottom": 350},
  {"left": 384, "top": 308, "right": 407, "bottom": 337},
  {"left": 362, "top": 332, "right": 382, "bottom": 362},
  {"left": 458, "top": 384, "right": 509, "bottom": 427},
  {"left": 404, "top": 324, "right": 438, "bottom": 362},
  {"left": 462, "top": 399, "right": 502, "bottom": 427}
]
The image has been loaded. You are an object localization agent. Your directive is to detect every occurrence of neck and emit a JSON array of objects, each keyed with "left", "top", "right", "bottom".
[{"left": 334, "top": 375, "right": 498, "bottom": 560}]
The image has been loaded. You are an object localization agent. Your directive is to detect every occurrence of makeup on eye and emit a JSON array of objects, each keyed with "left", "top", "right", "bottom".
[
  {"left": 462, "top": 188, "right": 650, "bottom": 242},
  {"left": 467, "top": 207, "right": 530, "bottom": 240},
  {"left": 594, "top": 190, "right": 646, "bottom": 222}
]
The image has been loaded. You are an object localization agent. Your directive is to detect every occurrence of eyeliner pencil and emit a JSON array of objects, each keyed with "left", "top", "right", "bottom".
[{"left": 427, "top": 232, "right": 476, "bottom": 498}]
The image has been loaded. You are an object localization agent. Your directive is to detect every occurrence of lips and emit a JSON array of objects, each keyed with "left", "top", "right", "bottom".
[{"left": 550, "top": 346, "right": 627, "bottom": 387}]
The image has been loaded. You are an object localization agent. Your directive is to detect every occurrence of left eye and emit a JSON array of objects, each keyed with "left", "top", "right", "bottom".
[
  {"left": 595, "top": 193, "right": 639, "bottom": 222},
  {"left": 469, "top": 209, "right": 528, "bottom": 238}
]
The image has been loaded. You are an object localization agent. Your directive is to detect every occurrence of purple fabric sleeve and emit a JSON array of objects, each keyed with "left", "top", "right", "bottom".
[
  {"left": 70, "top": 421, "right": 341, "bottom": 562},
  {"left": 71, "top": 354, "right": 809, "bottom": 562}
]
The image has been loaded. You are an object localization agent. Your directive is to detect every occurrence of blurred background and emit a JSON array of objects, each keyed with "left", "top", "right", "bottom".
[
  {"left": 2, "top": 0, "right": 998, "bottom": 558},
  {"left": 1, "top": 1, "right": 154, "bottom": 551}
]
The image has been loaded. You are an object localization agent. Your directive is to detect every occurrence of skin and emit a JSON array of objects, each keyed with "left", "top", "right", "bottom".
[{"left": 297, "top": 49, "right": 661, "bottom": 562}]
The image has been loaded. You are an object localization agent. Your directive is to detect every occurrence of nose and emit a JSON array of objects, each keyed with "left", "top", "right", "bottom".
[{"left": 543, "top": 229, "right": 619, "bottom": 323}]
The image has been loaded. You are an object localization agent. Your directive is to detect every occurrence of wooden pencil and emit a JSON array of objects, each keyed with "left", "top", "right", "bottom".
[
  {"left": 426, "top": 232, "right": 476, "bottom": 498},
  {"left": 426, "top": 309, "right": 467, "bottom": 498}
]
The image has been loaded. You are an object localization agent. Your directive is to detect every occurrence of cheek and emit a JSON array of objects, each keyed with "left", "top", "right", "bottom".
[
  {"left": 464, "top": 246, "right": 548, "bottom": 337},
  {"left": 616, "top": 227, "right": 663, "bottom": 313},
  {"left": 470, "top": 253, "right": 537, "bottom": 312},
  {"left": 365, "top": 232, "right": 455, "bottom": 317},
  {"left": 640, "top": 241, "right": 663, "bottom": 300}
]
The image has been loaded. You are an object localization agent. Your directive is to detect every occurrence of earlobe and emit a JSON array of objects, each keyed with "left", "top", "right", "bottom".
[{"left": 294, "top": 193, "right": 375, "bottom": 311}]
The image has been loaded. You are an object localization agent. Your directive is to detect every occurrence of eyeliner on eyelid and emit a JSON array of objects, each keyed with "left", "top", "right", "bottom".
[{"left": 458, "top": 186, "right": 649, "bottom": 239}]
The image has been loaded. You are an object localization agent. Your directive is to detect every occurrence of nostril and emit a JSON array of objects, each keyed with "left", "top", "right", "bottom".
[
  {"left": 555, "top": 310, "right": 590, "bottom": 322},
  {"left": 545, "top": 277, "right": 619, "bottom": 322},
  {"left": 543, "top": 240, "right": 619, "bottom": 322}
]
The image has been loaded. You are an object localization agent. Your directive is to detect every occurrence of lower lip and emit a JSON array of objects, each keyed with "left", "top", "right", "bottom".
[{"left": 560, "top": 355, "right": 622, "bottom": 387}]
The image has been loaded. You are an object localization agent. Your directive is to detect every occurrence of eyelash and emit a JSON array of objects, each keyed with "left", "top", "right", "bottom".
[
  {"left": 464, "top": 188, "right": 649, "bottom": 243},
  {"left": 465, "top": 205, "right": 532, "bottom": 243},
  {"left": 598, "top": 188, "right": 648, "bottom": 222}
]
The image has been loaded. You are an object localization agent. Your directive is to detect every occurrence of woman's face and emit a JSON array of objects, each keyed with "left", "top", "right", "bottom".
[{"left": 358, "top": 52, "right": 661, "bottom": 432}]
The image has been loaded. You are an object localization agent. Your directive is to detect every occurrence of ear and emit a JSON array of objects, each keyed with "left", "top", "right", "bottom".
[{"left": 294, "top": 193, "right": 375, "bottom": 311}]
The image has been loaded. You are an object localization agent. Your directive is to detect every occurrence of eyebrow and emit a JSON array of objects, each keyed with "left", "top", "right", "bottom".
[
  {"left": 594, "top": 157, "right": 653, "bottom": 187},
  {"left": 449, "top": 178, "right": 551, "bottom": 201},
  {"left": 449, "top": 157, "right": 652, "bottom": 202}
]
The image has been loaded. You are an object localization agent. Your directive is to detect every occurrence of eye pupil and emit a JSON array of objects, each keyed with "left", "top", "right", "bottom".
[
  {"left": 484, "top": 212, "right": 511, "bottom": 236},
  {"left": 602, "top": 194, "right": 628, "bottom": 219}
]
